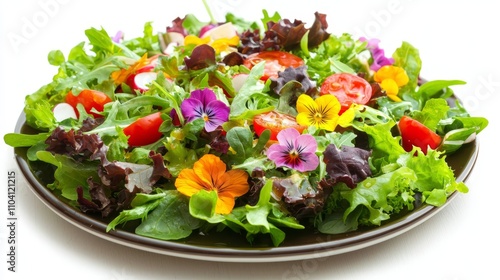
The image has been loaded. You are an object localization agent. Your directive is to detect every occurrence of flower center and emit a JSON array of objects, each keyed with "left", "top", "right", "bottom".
[
  {"left": 202, "top": 113, "right": 210, "bottom": 122},
  {"left": 314, "top": 112, "right": 323, "bottom": 122},
  {"left": 289, "top": 150, "right": 299, "bottom": 159}
]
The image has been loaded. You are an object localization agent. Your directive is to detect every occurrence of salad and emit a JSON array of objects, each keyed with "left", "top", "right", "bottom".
[{"left": 4, "top": 7, "right": 488, "bottom": 247}]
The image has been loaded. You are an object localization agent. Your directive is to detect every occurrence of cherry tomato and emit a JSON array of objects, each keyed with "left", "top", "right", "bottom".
[
  {"left": 398, "top": 115, "right": 442, "bottom": 155},
  {"left": 123, "top": 112, "right": 164, "bottom": 146},
  {"left": 253, "top": 111, "right": 307, "bottom": 141},
  {"left": 319, "top": 73, "right": 372, "bottom": 114},
  {"left": 65, "top": 89, "right": 112, "bottom": 118},
  {"left": 243, "top": 51, "right": 304, "bottom": 81}
]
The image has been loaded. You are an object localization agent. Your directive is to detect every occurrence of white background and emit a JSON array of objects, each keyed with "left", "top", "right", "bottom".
[{"left": 1, "top": 0, "right": 498, "bottom": 279}]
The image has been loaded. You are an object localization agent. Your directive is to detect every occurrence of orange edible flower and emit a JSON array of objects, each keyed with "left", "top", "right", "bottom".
[
  {"left": 111, "top": 54, "right": 150, "bottom": 85},
  {"left": 175, "top": 154, "right": 249, "bottom": 214}
]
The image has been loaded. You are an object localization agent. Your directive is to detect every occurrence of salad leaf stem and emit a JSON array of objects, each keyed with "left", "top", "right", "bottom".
[
  {"left": 202, "top": 0, "right": 217, "bottom": 24},
  {"left": 151, "top": 81, "right": 185, "bottom": 124}
]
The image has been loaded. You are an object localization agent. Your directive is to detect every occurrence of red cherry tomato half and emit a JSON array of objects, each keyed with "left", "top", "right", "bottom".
[
  {"left": 243, "top": 51, "right": 304, "bottom": 81},
  {"left": 123, "top": 112, "right": 164, "bottom": 147},
  {"left": 398, "top": 115, "right": 442, "bottom": 154},
  {"left": 319, "top": 73, "right": 372, "bottom": 114},
  {"left": 65, "top": 89, "right": 112, "bottom": 118},
  {"left": 253, "top": 111, "right": 307, "bottom": 141}
]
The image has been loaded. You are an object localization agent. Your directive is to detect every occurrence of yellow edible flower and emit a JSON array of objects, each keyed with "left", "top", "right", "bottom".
[
  {"left": 184, "top": 35, "right": 240, "bottom": 54},
  {"left": 374, "top": 65, "right": 409, "bottom": 102},
  {"left": 296, "top": 94, "right": 354, "bottom": 131}
]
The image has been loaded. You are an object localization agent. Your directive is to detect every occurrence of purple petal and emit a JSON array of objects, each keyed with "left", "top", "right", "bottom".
[
  {"left": 190, "top": 88, "right": 217, "bottom": 106},
  {"left": 293, "top": 151, "right": 319, "bottom": 172},
  {"left": 276, "top": 128, "right": 301, "bottom": 144},
  {"left": 181, "top": 98, "right": 203, "bottom": 122},
  {"left": 112, "top": 31, "right": 123, "bottom": 43},
  {"left": 294, "top": 134, "right": 318, "bottom": 154},
  {"left": 266, "top": 144, "right": 289, "bottom": 166},
  {"left": 267, "top": 128, "right": 319, "bottom": 172},
  {"left": 203, "top": 100, "right": 230, "bottom": 132}
]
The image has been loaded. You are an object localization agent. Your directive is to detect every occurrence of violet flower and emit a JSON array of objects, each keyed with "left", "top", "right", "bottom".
[
  {"left": 112, "top": 31, "right": 123, "bottom": 43},
  {"left": 180, "top": 88, "right": 229, "bottom": 132},
  {"left": 360, "top": 37, "right": 394, "bottom": 71},
  {"left": 267, "top": 128, "right": 319, "bottom": 172}
]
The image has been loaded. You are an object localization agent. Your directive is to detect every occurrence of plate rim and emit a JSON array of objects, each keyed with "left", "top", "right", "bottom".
[{"left": 13, "top": 112, "right": 479, "bottom": 262}]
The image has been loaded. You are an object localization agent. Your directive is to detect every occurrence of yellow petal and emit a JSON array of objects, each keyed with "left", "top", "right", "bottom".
[
  {"left": 338, "top": 105, "right": 356, "bottom": 128},
  {"left": 387, "top": 93, "right": 403, "bottom": 102},
  {"left": 296, "top": 94, "right": 318, "bottom": 115},
  {"left": 374, "top": 65, "right": 392, "bottom": 82},
  {"left": 184, "top": 34, "right": 210, "bottom": 46},
  {"left": 296, "top": 112, "right": 313, "bottom": 126},
  {"left": 317, "top": 116, "right": 339, "bottom": 131},
  {"left": 380, "top": 79, "right": 399, "bottom": 96},
  {"left": 394, "top": 69, "right": 409, "bottom": 86},
  {"left": 314, "top": 94, "right": 341, "bottom": 117}
]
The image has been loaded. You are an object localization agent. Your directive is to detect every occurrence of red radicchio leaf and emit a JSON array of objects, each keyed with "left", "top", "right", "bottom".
[
  {"left": 271, "top": 65, "right": 318, "bottom": 96},
  {"left": 307, "top": 12, "right": 330, "bottom": 48},
  {"left": 166, "top": 17, "right": 187, "bottom": 36},
  {"left": 45, "top": 126, "right": 108, "bottom": 162},
  {"left": 184, "top": 44, "right": 216, "bottom": 70},
  {"left": 268, "top": 19, "right": 307, "bottom": 51},
  {"left": 272, "top": 174, "right": 333, "bottom": 220},
  {"left": 99, "top": 152, "right": 171, "bottom": 194},
  {"left": 323, "top": 144, "right": 372, "bottom": 189},
  {"left": 199, "top": 127, "right": 230, "bottom": 154}
]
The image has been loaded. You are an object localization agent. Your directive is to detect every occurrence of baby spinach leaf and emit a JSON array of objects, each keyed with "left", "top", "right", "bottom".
[{"left": 136, "top": 191, "right": 202, "bottom": 240}]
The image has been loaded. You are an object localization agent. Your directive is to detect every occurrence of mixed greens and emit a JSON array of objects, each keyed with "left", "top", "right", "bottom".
[{"left": 4, "top": 9, "right": 488, "bottom": 247}]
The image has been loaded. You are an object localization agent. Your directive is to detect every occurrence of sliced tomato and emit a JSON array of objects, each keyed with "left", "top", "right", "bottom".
[
  {"left": 253, "top": 111, "right": 307, "bottom": 141},
  {"left": 319, "top": 73, "right": 372, "bottom": 114},
  {"left": 123, "top": 112, "right": 164, "bottom": 146},
  {"left": 243, "top": 51, "right": 304, "bottom": 81},
  {"left": 398, "top": 115, "right": 442, "bottom": 155},
  {"left": 65, "top": 89, "right": 112, "bottom": 118}
]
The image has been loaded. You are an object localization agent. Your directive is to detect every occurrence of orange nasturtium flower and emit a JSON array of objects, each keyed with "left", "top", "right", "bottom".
[
  {"left": 111, "top": 53, "right": 150, "bottom": 85},
  {"left": 373, "top": 65, "right": 409, "bottom": 102},
  {"left": 175, "top": 154, "right": 249, "bottom": 214}
]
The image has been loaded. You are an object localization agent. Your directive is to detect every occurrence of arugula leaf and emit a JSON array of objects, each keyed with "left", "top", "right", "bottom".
[
  {"left": 85, "top": 27, "right": 115, "bottom": 54},
  {"left": 229, "top": 61, "right": 268, "bottom": 118}
]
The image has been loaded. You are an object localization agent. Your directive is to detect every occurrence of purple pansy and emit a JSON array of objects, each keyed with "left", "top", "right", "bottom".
[
  {"left": 360, "top": 37, "right": 394, "bottom": 71},
  {"left": 267, "top": 128, "right": 319, "bottom": 172},
  {"left": 180, "top": 88, "right": 230, "bottom": 132}
]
